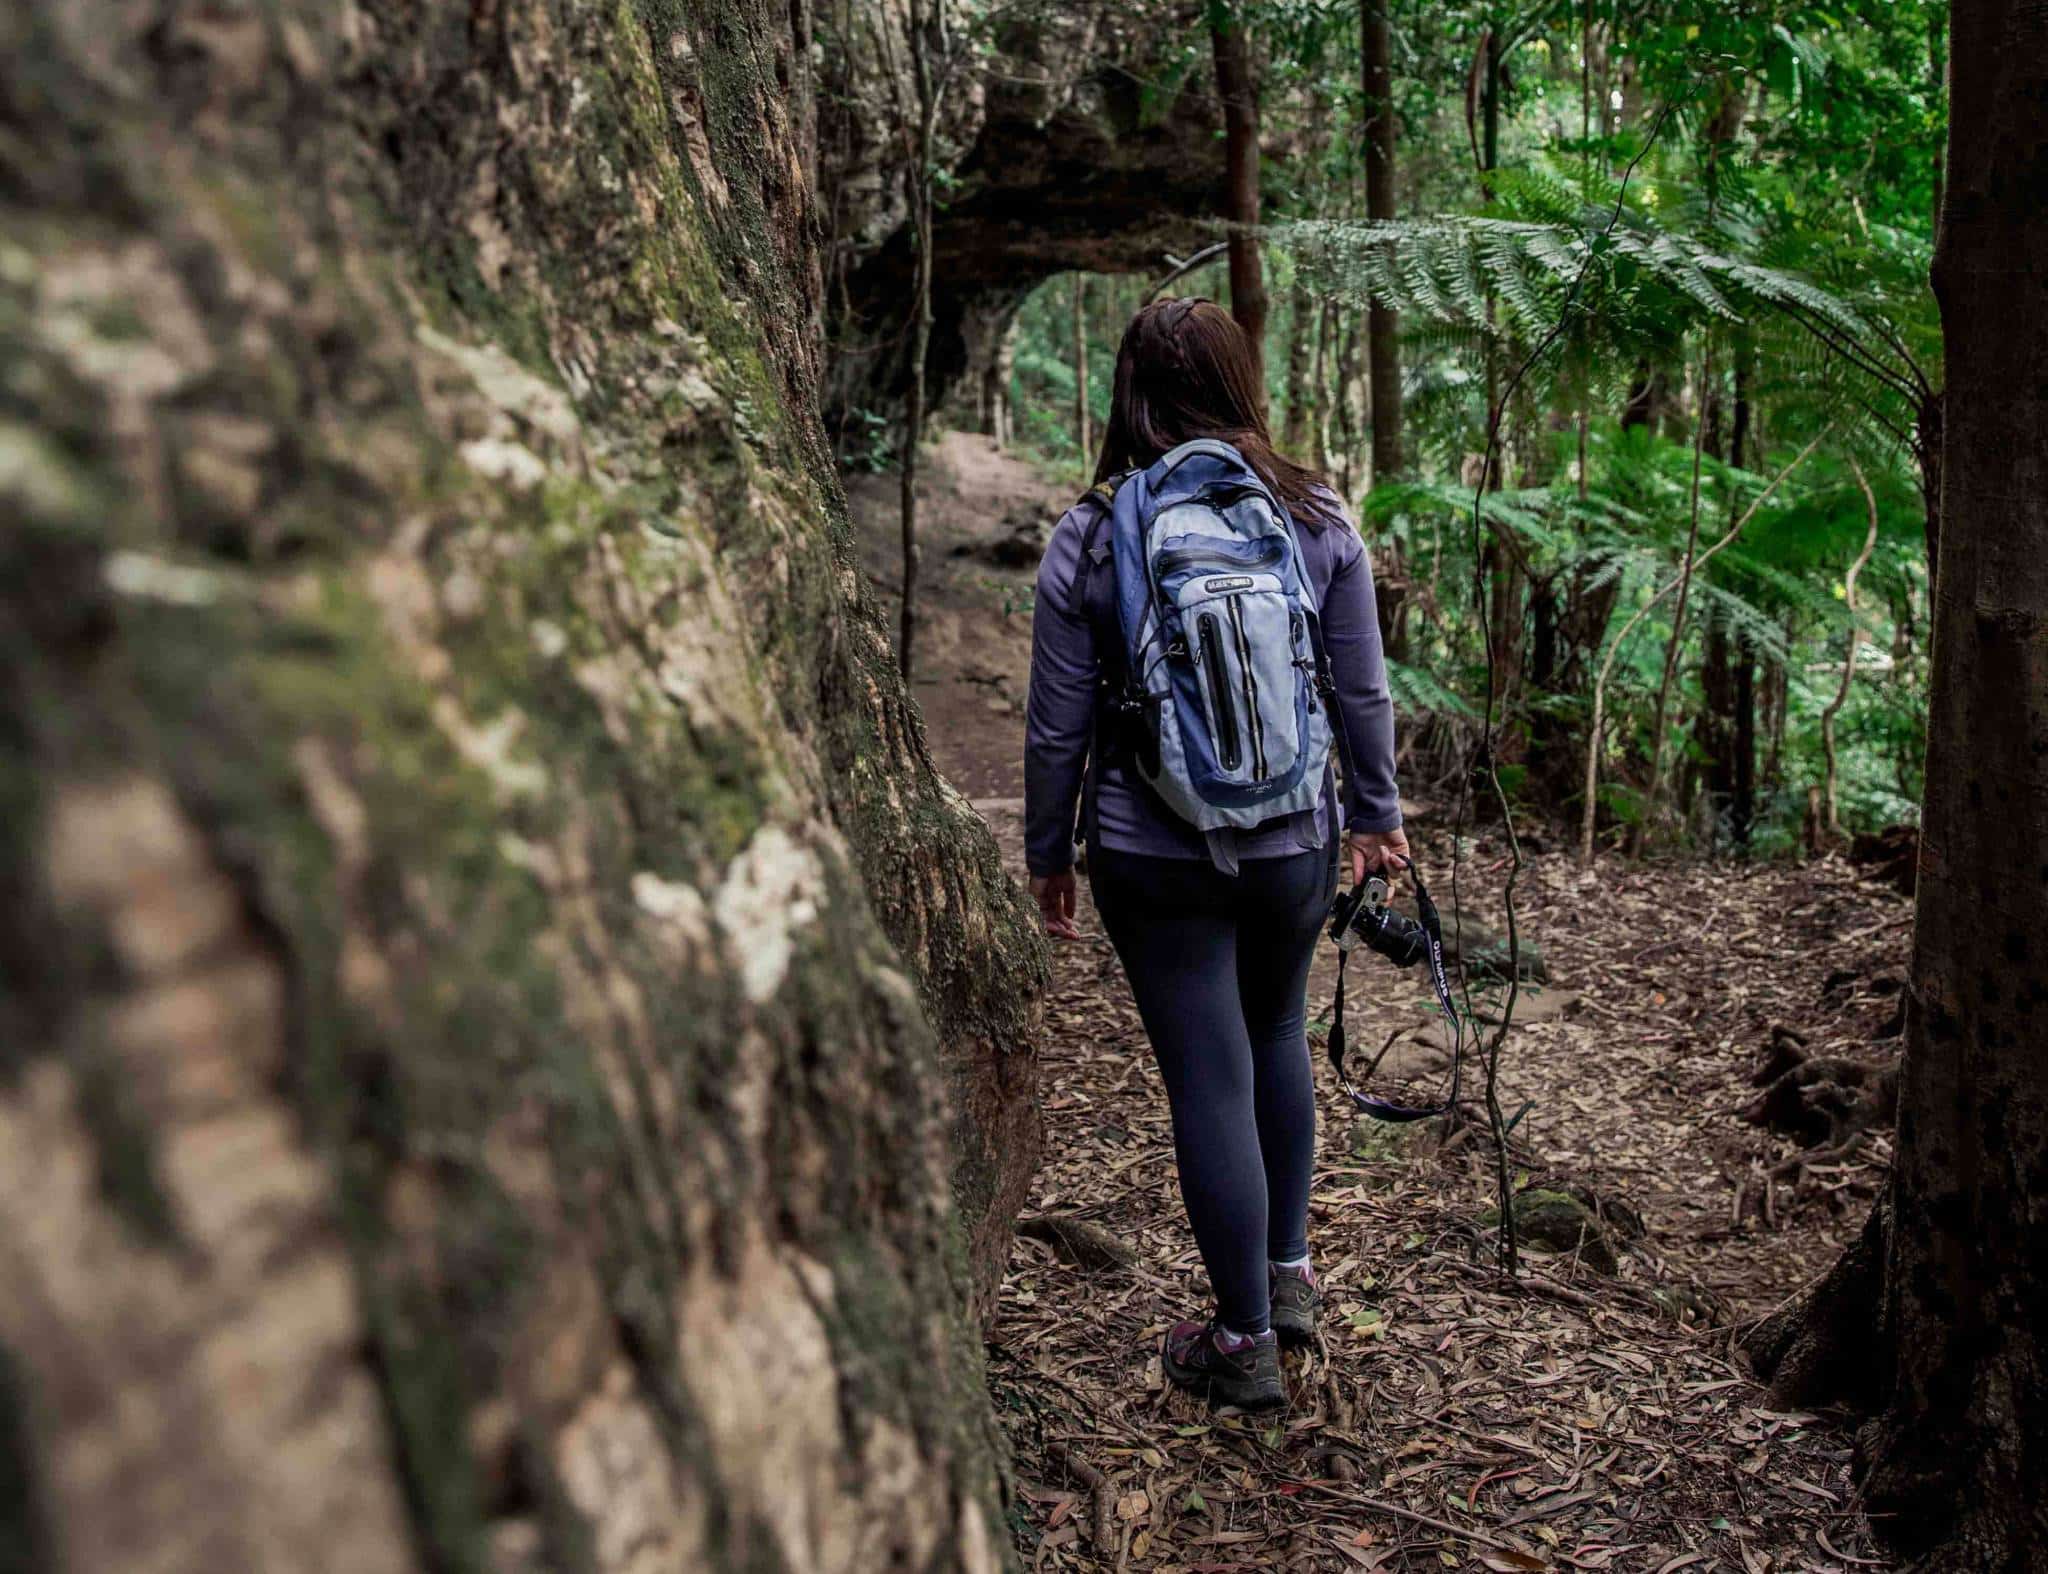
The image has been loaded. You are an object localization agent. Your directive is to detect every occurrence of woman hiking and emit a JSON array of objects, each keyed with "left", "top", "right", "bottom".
[{"left": 1023, "top": 298, "right": 1407, "bottom": 1410}]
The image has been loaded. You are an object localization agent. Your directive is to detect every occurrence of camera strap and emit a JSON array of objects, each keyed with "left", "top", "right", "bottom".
[{"left": 1328, "top": 858, "right": 1465, "bottom": 1123}]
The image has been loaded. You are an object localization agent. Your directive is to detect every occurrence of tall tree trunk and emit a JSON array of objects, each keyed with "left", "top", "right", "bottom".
[
  {"left": 1762, "top": 626, "right": 1790, "bottom": 793},
  {"left": 1333, "top": 307, "right": 1362, "bottom": 496},
  {"left": 1580, "top": 0, "right": 1594, "bottom": 163},
  {"left": 1621, "top": 361, "right": 1659, "bottom": 430},
  {"left": 1727, "top": 355, "right": 1756, "bottom": 844},
  {"left": 1746, "top": 7, "right": 2048, "bottom": 1556},
  {"left": 898, "top": 0, "right": 940, "bottom": 681},
  {"left": 1210, "top": 8, "right": 1268, "bottom": 397},
  {"left": 1729, "top": 349, "right": 1753, "bottom": 472},
  {"left": 1309, "top": 297, "right": 1335, "bottom": 471},
  {"left": 1526, "top": 575, "right": 1568, "bottom": 802},
  {"left": 1699, "top": 618, "right": 1737, "bottom": 844},
  {"left": 1917, "top": 388, "right": 1945, "bottom": 590},
  {"left": 1485, "top": 540, "right": 1526, "bottom": 718},
  {"left": 1478, "top": 27, "right": 1502, "bottom": 197},
  {"left": 1698, "top": 351, "right": 1754, "bottom": 846},
  {"left": 983, "top": 316, "right": 1016, "bottom": 448},
  {"left": 1373, "top": 541, "right": 1411, "bottom": 661},
  {"left": 1072, "top": 272, "right": 1093, "bottom": 461},
  {"left": 1638, "top": 348, "right": 1715, "bottom": 847},
  {"left": 1731, "top": 633, "right": 1757, "bottom": 846},
  {"left": 1281, "top": 271, "right": 1316, "bottom": 453},
  {"left": 1929, "top": 3, "right": 1948, "bottom": 237},
  {"left": 1361, "top": 0, "right": 1403, "bottom": 481},
  {"left": 0, "top": 2, "right": 1042, "bottom": 1568},
  {"left": 1762, "top": 618, "right": 1792, "bottom": 794},
  {"left": 1817, "top": 460, "right": 1880, "bottom": 839}
]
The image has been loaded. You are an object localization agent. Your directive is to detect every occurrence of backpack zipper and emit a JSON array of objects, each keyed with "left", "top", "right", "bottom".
[
  {"left": 1229, "top": 597, "right": 1268, "bottom": 780},
  {"left": 1156, "top": 536, "right": 1286, "bottom": 579},
  {"left": 1292, "top": 608, "right": 1320, "bottom": 713},
  {"left": 1197, "top": 612, "right": 1243, "bottom": 773}
]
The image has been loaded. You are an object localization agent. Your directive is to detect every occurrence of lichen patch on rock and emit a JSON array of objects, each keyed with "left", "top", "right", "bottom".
[{"left": 714, "top": 823, "right": 822, "bottom": 1003}]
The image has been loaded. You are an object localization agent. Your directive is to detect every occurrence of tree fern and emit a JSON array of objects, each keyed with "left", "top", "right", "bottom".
[{"left": 1273, "top": 167, "right": 1929, "bottom": 455}]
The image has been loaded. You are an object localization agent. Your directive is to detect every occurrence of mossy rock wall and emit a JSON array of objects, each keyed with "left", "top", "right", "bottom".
[
  {"left": 0, "top": 1, "right": 1040, "bottom": 1569},
  {"left": 816, "top": 3, "right": 1225, "bottom": 433}
]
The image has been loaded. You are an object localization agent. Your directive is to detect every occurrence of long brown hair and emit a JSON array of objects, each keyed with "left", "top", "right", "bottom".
[{"left": 1093, "top": 297, "right": 1337, "bottom": 527}]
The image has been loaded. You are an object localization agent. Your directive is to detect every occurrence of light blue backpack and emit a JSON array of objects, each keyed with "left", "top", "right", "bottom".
[{"left": 1079, "top": 440, "right": 1342, "bottom": 872}]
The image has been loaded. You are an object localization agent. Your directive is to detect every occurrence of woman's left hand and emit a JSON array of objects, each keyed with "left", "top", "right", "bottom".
[{"left": 1030, "top": 870, "right": 1082, "bottom": 940}]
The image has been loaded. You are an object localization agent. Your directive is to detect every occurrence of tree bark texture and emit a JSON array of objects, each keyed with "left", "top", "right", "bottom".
[
  {"left": 1210, "top": 10, "right": 1268, "bottom": 397},
  {"left": 0, "top": 2, "right": 1042, "bottom": 1570},
  {"left": 1748, "top": 5, "right": 2048, "bottom": 1559},
  {"left": 1281, "top": 272, "right": 1316, "bottom": 454},
  {"left": 1361, "top": 0, "right": 1403, "bottom": 481}
]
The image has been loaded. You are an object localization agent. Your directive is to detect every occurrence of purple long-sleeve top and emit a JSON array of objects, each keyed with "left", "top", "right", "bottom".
[{"left": 1024, "top": 489, "right": 1403, "bottom": 877}]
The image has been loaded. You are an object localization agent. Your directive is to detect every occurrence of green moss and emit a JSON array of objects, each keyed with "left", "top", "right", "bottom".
[
  {"left": 81, "top": 298, "right": 149, "bottom": 343},
  {"left": 1351, "top": 1117, "right": 1428, "bottom": 1163},
  {"left": 0, "top": 1345, "right": 53, "bottom": 1574},
  {"left": 72, "top": 1026, "right": 185, "bottom": 1249},
  {"left": 1479, "top": 1188, "right": 1620, "bottom": 1273},
  {"left": 362, "top": 1273, "right": 493, "bottom": 1574},
  {"left": 514, "top": 1418, "right": 601, "bottom": 1574},
  {"left": 194, "top": 166, "right": 297, "bottom": 282}
]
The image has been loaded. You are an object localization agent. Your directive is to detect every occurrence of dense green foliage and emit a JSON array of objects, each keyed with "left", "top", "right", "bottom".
[{"left": 998, "top": 0, "right": 1942, "bottom": 854}]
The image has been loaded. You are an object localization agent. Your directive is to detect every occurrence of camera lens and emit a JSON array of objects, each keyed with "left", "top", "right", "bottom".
[{"left": 1362, "top": 906, "right": 1429, "bottom": 968}]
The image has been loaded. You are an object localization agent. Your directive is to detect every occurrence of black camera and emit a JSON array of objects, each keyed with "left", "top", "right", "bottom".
[{"left": 1328, "top": 877, "right": 1430, "bottom": 968}]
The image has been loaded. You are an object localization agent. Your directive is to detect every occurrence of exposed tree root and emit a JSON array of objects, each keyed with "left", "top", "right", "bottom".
[
  {"left": 1046, "top": 1439, "right": 1117, "bottom": 1555},
  {"left": 1017, "top": 1212, "right": 1139, "bottom": 1272},
  {"left": 1744, "top": 1023, "right": 1898, "bottom": 1151},
  {"left": 1741, "top": 1194, "right": 1891, "bottom": 1412},
  {"left": 1848, "top": 823, "right": 1919, "bottom": 896},
  {"left": 1317, "top": 1371, "right": 1364, "bottom": 1482}
]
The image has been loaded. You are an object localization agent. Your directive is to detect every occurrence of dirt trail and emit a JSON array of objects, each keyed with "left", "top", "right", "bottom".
[
  {"left": 849, "top": 436, "right": 1906, "bottom": 1573},
  {"left": 846, "top": 430, "right": 1067, "bottom": 799}
]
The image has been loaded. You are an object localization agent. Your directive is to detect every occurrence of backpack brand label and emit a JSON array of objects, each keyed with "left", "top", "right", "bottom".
[{"left": 1204, "top": 575, "right": 1255, "bottom": 593}]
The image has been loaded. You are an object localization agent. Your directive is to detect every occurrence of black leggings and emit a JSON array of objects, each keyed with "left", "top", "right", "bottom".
[{"left": 1090, "top": 844, "right": 1334, "bottom": 1334}]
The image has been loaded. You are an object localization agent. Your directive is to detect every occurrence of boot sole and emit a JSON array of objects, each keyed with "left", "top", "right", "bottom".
[{"left": 1162, "top": 1347, "right": 1284, "bottom": 1411}]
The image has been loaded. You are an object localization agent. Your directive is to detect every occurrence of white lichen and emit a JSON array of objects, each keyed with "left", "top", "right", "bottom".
[
  {"left": 631, "top": 870, "right": 712, "bottom": 949},
  {"left": 459, "top": 437, "right": 549, "bottom": 490},
  {"left": 104, "top": 550, "right": 230, "bottom": 607},
  {"left": 419, "top": 324, "right": 582, "bottom": 453},
  {"left": 713, "top": 825, "right": 820, "bottom": 1003}
]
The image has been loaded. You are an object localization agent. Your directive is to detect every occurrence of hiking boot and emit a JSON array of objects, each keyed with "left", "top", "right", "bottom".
[
  {"left": 1162, "top": 1319, "right": 1283, "bottom": 1410},
  {"left": 1270, "top": 1262, "right": 1321, "bottom": 1348}
]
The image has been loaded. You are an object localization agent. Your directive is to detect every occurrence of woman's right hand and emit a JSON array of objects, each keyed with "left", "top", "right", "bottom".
[
  {"left": 1347, "top": 826, "right": 1412, "bottom": 889},
  {"left": 1029, "top": 871, "right": 1081, "bottom": 940}
]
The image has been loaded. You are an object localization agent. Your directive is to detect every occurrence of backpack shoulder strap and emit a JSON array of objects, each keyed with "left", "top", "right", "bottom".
[
  {"left": 1074, "top": 499, "right": 1118, "bottom": 644},
  {"left": 1073, "top": 484, "right": 1131, "bottom": 852}
]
